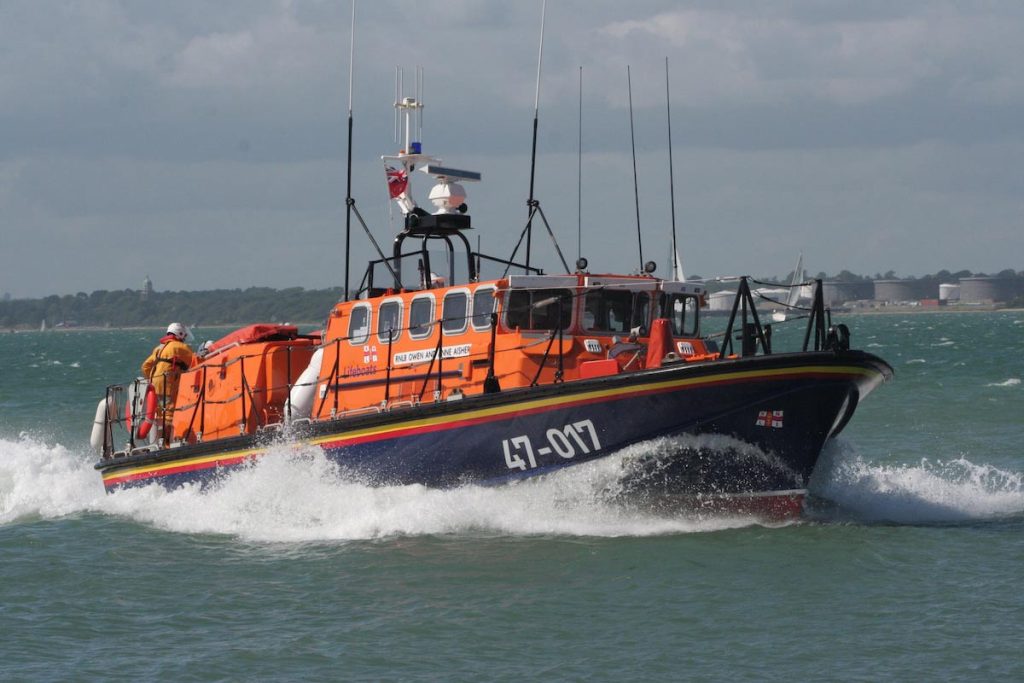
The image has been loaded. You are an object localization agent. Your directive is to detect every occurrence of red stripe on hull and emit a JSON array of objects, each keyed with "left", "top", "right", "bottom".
[{"left": 103, "top": 453, "right": 258, "bottom": 488}]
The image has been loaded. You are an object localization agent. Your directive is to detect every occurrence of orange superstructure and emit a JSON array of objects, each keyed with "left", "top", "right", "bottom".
[
  {"left": 170, "top": 325, "right": 318, "bottom": 442},
  {"left": 161, "top": 272, "right": 709, "bottom": 444}
]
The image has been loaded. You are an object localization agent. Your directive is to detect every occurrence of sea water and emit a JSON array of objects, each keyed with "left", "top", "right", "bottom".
[{"left": 1, "top": 312, "right": 1021, "bottom": 681}]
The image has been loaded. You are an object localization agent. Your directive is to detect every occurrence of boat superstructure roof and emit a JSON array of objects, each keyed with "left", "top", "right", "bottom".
[{"left": 493, "top": 274, "right": 704, "bottom": 295}]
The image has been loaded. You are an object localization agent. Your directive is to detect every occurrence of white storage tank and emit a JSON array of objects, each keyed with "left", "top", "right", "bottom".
[{"left": 938, "top": 283, "right": 960, "bottom": 302}]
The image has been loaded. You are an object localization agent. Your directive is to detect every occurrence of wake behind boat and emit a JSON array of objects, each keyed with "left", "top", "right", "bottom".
[{"left": 88, "top": 62, "right": 892, "bottom": 520}]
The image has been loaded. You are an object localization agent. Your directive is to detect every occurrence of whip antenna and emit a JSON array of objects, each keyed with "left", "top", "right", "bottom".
[
  {"left": 502, "top": 0, "right": 569, "bottom": 277},
  {"left": 665, "top": 57, "right": 681, "bottom": 281},
  {"left": 577, "top": 65, "right": 583, "bottom": 262},
  {"left": 627, "top": 65, "right": 644, "bottom": 271},
  {"left": 417, "top": 66, "right": 424, "bottom": 143},
  {"left": 525, "top": 0, "right": 547, "bottom": 272},
  {"left": 343, "top": 0, "right": 357, "bottom": 301}
]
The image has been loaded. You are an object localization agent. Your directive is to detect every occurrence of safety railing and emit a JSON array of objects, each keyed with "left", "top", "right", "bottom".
[{"left": 716, "top": 277, "right": 839, "bottom": 358}]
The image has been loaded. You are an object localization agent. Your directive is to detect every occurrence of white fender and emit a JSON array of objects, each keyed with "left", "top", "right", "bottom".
[
  {"left": 89, "top": 397, "right": 116, "bottom": 452},
  {"left": 287, "top": 347, "right": 324, "bottom": 420}
]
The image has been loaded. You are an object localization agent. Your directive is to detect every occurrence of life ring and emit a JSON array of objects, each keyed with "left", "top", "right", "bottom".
[{"left": 127, "top": 385, "right": 158, "bottom": 439}]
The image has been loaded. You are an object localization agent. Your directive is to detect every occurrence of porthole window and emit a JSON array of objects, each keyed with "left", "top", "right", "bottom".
[
  {"left": 472, "top": 287, "right": 497, "bottom": 330},
  {"left": 442, "top": 290, "right": 469, "bottom": 335},
  {"left": 348, "top": 304, "right": 371, "bottom": 344},
  {"left": 409, "top": 296, "right": 435, "bottom": 339},
  {"left": 377, "top": 300, "right": 403, "bottom": 343}
]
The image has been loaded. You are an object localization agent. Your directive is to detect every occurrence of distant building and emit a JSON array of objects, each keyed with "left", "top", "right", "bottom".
[
  {"left": 141, "top": 275, "right": 154, "bottom": 301},
  {"left": 822, "top": 281, "right": 872, "bottom": 306},
  {"left": 873, "top": 279, "right": 934, "bottom": 304},
  {"left": 2, "top": 292, "right": 10, "bottom": 302},
  {"left": 958, "top": 276, "right": 1024, "bottom": 304},
  {"left": 938, "top": 283, "right": 960, "bottom": 303}
]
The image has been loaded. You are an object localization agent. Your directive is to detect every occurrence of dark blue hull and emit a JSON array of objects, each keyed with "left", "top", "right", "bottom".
[{"left": 97, "top": 351, "right": 892, "bottom": 503}]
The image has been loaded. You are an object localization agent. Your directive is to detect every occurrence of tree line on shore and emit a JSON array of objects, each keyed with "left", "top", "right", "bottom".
[
  {"left": 3, "top": 267, "right": 1021, "bottom": 328},
  {"left": 689, "top": 268, "right": 1021, "bottom": 293},
  {"left": 1, "top": 287, "right": 344, "bottom": 329}
]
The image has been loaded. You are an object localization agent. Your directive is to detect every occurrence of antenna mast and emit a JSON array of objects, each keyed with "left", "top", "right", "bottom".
[
  {"left": 665, "top": 57, "right": 681, "bottom": 281},
  {"left": 525, "top": 0, "right": 547, "bottom": 272},
  {"left": 343, "top": 0, "right": 356, "bottom": 301},
  {"left": 627, "top": 65, "right": 644, "bottom": 272},
  {"left": 576, "top": 65, "right": 583, "bottom": 262},
  {"left": 500, "top": 0, "right": 570, "bottom": 277}
]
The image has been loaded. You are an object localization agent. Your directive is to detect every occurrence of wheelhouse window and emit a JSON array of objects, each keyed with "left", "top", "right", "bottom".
[
  {"left": 471, "top": 287, "right": 497, "bottom": 330},
  {"left": 505, "top": 288, "right": 573, "bottom": 331},
  {"left": 442, "top": 291, "right": 469, "bottom": 335},
  {"left": 660, "top": 293, "right": 699, "bottom": 336},
  {"left": 582, "top": 290, "right": 651, "bottom": 334},
  {"left": 348, "top": 304, "right": 371, "bottom": 344},
  {"left": 377, "top": 300, "right": 402, "bottom": 343},
  {"left": 409, "top": 296, "right": 434, "bottom": 339}
]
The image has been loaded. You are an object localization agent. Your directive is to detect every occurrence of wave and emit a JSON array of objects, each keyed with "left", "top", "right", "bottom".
[
  {"left": 5, "top": 434, "right": 1020, "bottom": 539},
  {"left": 987, "top": 378, "right": 1020, "bottom": 387},
  {"left": 0, "top": 435, "right": 756, "bottom": 542},
  {"left": 809, "top": 441, "right": 1024, "bottom": 524}
]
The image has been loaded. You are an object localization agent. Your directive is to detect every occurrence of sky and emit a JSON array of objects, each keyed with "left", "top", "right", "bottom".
[{"left": 1, "top": 0, "right": 1022, "bottom": 298}]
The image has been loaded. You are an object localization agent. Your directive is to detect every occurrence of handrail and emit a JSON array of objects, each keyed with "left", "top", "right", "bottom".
[
  {"left": 719, "top": 277, "right": 771, "bottom": 359},
  {"left": 102, "top": 385, "right": 111, "bottom": 457},
  {"left": 384, "top": 331, "right": 394, "bottom": 403},
  {"left": 182, "top": 374, "right": 205, "bottom": 442},
  {"left": 475, "top": 253, "right": 543, "bottom": 275},
  {"left": 802, "top": 279, "right": 830, "bottom": 352},
  {"left": 484, "top": 312, "right": 500, "bottom": 394},
  {"left": 285, "top": 344, "right": 292, "bottom": 424},
  {"left": 530, "top": 293, "right": 567, "bottom": 386},
  {"left": 239, "top": 356, "right": 250, "bottom": 435},
  {"left": 417, "top": 331, "right": 445, "bottom": 402}
]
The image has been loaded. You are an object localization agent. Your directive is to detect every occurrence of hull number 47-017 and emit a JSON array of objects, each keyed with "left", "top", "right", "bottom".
[{"left": 502, "top": 419, "right": 602, "bottom": 471}]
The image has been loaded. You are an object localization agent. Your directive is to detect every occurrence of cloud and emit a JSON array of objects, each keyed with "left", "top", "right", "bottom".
[
  {"left": 586, "top": 4, "right": 1024, "bottom": 108},
  {"left": 163, "top": 6, "right": 333, "bottom": 92},
  {"left": 0, "top": 0, "right": 1022, "bottom": 298}
]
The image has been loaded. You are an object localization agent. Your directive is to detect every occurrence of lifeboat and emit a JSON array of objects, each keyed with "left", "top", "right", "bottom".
[{"left": 89, "top": 83, "right": 892, "bottom": 521}]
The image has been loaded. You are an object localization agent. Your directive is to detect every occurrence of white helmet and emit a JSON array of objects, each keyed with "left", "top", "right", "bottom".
[{"left": 166, "top": 322, "right": 189, "bottom": 341}]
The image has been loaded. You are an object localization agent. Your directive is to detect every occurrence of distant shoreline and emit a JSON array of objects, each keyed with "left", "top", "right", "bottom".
[
  {"left": 9, "top": 307, "right": 1019, "bottom": 335},
  {"left": 6, "top": 322, "right": 324, "bottom": 334}
]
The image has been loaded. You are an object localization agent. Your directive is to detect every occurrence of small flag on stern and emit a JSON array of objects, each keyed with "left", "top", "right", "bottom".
[{"left": 756, "top": 410, "right": 784, "bottom": 428}]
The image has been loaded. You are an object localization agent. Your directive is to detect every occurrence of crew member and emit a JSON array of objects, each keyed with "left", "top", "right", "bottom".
[{"left": 141, "top": 322, "right": 194, "bottom": 426}]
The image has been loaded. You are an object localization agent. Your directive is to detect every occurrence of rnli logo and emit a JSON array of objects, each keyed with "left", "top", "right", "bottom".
[{"left": 755, "top": 410, "right": 784, "bottom": 428}]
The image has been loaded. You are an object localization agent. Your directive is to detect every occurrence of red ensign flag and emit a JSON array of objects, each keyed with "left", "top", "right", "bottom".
[{"left": 386, "top": 167, "right": 408, "bottom": 198}]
